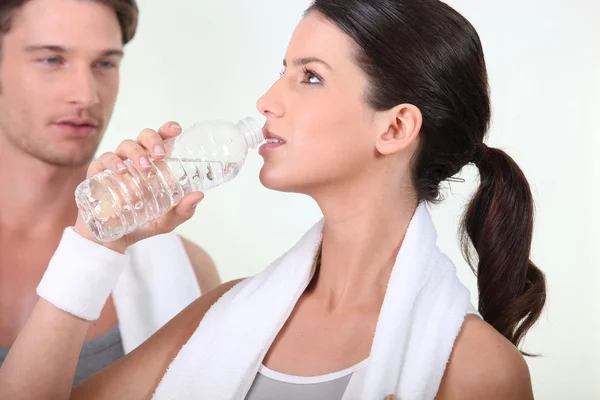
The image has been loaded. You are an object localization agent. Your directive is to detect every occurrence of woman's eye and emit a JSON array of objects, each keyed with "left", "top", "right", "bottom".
[{"left": 302, "top": 69, "right": 322, "bottom": 85}]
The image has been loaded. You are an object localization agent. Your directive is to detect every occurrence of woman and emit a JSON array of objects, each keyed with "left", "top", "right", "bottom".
[{"left": 0, "top": 0, "right": 546, "bottom": 399}]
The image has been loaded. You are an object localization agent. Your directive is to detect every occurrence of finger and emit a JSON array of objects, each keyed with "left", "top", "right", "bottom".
[
  {"left": 384, "top": 396, "right": 396, "bottom": 400},
  {"left": 114, "top": 139, "right": 152, "bottom": 171},
  {"left": 156, "top": 121, "right": 183, "bottom": 140},
  {"left": 174, "top": 192, "right": 204, "bottom": 220},
  {"left": 156, "top": 192, "right": 204, "bottom": 231},
  {"left": 88, "top": 152, "right": 128, "bottom": 177},
  {"left": 136, "top": 128, "right": 168, "bottom": 160}
]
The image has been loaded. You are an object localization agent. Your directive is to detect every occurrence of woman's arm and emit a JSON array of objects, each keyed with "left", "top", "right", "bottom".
[
  {"left": 0, "top": 279, "right": 239, "bottom": 400},
  {"left": 0, "top": 299, "right": 91, "bottom": 399},
  {"left": 72, "top": 280, "right": 241, "bottom": 400}
]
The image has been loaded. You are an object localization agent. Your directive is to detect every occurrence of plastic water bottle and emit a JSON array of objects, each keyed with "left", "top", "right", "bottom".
[{"left": 75, "top": 117, "right": 263, "bottom": 242}]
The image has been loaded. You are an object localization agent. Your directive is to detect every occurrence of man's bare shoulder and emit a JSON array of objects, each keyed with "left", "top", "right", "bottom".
[{"left": 179, "top": 235, "right": 221, "bottom": 293}]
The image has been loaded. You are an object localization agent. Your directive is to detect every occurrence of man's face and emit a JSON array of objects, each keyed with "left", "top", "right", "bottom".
[{"left": 0, "top": 0, "right": 124, "bottom": 167}]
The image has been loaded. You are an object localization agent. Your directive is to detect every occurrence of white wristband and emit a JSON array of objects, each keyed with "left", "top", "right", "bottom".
[{"left": 37, "top": 227, "right": 130, "bottom": 321}]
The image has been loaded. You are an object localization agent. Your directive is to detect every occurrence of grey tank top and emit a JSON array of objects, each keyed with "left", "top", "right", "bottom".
[
  {"left": 0, "top": 324, "right": 124, "bottom": 386},
  {"left": 245, "top": 359, "right": 369, "bottom": 400}
]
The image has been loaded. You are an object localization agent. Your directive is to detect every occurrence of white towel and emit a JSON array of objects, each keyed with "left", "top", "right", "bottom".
[
  {"left": 113, "top": 232, "right": 202, "bottom": 353},
  {"left": 153, "top": 203, "right": 476, "bottom": 400}
]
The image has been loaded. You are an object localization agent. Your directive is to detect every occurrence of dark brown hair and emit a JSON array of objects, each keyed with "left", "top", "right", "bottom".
[
  {"left": 0, "top": 0, "right": 138, "bottom": 47},
  {"left": 308, "top": 0, "right": 546, "bottom": 351}
]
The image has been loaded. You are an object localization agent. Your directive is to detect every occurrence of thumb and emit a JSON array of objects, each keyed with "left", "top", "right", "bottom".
[
  {"left": 158, "top": 192, "right": 204, "bottom": 231},
  {"left": 173, "top": 192, "right": 205, "bottom": 221},
  {"left": 385, "top": 396, "right": 396, "bottom": 400}
]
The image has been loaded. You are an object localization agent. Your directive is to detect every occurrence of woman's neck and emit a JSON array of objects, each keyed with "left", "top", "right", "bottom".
[{"left": 309, "top": 184, "right": 419, "bottom": 311}]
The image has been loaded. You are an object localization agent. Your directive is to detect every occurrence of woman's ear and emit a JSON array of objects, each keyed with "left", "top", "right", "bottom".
[{"left": 375, "top": 103, "right": 422, "bottom": 155}]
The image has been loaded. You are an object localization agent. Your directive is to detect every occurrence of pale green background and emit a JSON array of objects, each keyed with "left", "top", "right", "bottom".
[{"left": 97, "top": 0, "right": 600, "bottom": 398}]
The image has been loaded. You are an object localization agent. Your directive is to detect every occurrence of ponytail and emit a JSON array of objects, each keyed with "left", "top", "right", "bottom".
[{"left": 461, "top": 144, "right": 546, "bottom": 351}]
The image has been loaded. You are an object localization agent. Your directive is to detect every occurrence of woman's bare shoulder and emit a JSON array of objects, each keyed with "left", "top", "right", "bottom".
[
  {"left": 436, "top": 315, "right": 534, "bottom": 400},
  {"left": 146, "top": 278, "right": 244, "bottom": 350},
  {"left": 185, "top": 278, "right": 245, "bottom": 324}
]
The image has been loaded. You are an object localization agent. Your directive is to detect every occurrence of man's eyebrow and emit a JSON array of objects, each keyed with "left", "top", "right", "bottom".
[
  {"left": 24, "top": 44, "right": 69, "bottom": 53},
  {"left": 24, "top": 45, "right": 124, "bottom": 58}
]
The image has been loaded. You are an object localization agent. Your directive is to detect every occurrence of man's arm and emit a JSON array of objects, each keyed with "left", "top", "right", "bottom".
[{"left": 179, "top": 235, "right": 221, "bottom": 294}]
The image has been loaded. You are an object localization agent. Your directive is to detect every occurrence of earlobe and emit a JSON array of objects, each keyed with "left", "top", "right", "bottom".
[{"left": 375, "top": 103, "right": 422, "bottom": 155}]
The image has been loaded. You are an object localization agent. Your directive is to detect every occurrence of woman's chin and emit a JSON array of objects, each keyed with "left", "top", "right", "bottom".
[
  {"left": 259, "top": 171, "right": 288, "bottom": 192},
  {"left": 259, "top": 167, "right": 306, "bottom": 194}
]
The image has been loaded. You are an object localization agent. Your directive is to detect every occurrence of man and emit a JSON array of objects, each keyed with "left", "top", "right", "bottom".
[{"left": 0, "top": 0, "right": 220, "bottom": 384}]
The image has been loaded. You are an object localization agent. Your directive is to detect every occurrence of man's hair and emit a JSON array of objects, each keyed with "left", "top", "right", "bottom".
[{"left": 0, "top": 0, "right": 139, "bottom": 49}]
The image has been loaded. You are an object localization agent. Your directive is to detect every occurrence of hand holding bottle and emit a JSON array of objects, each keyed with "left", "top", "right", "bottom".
[
  {"left": 75, "top": 117, "right": 262, "bottom": 245},
  {"left": 74, "top": 121, "right": 205, "bottom": 253}
]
